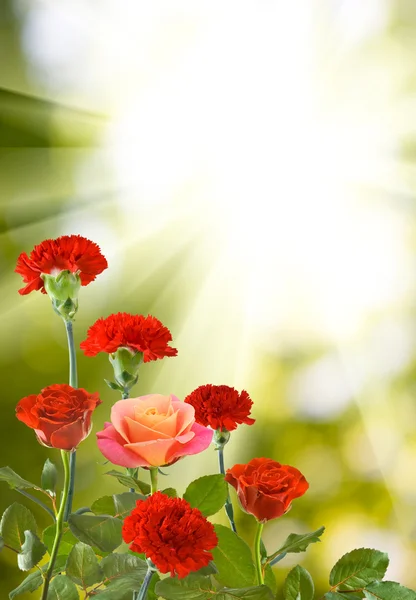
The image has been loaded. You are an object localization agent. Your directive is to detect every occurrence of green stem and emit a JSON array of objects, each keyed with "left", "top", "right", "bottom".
[
  {"left": 41, "top": 451, "right": 71, "bottom": 600},
  {"left": 150, "top": 467, "right": 158, "bottom": 494},
  {"left": 15, "top": 489, "right": 56, "bottom": 521},
  {"left": 136, "top": 567, "right": 154, "bottom": 600},
  {"left": 63, "top": 319, "right": 78, "bottom": 522},
  {"left": 254, "top": 521, "right": 264, "bottom": 585},
  {"left": 218, "top": 446, "right": 237, "bottom": 533}
]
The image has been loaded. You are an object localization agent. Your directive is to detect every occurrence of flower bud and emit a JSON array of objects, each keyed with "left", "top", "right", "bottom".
[
  {"left": 109, "top": 347, "right": 144, "bottom": 391},
  {"left": 213, "top": 428, "right": 231, "bottom": 449},
  {"left": 41, "top": 270, "right": 81, "bottom": 321}
]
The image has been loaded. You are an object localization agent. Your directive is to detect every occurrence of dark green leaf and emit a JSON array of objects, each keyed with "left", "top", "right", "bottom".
[
  {"left": 283, "top": 565, "right": 314, "bottom": 600},
  {"left": 9, "top": 555, "right": 67, "bottom": 598},
  {"left": 268, "top": 527, "right": 325, "bottom": 562},
  {"left": 0, "top": 536, "right": 4, "bottom": 552},
  {"left": 113, "top": 492, "right": 144, "bottom": 517},
  {"left": 0, "top": 503, "right": 37, "bottom": 550},
  {"left": 329, "top": 548, "right": 389, "bottom": 592},
  {"left": 47, "top": 574, "right": 79, "bottom": 600},
  {"left": 106, "top": 470, "right": 151, "bottom": 495},
  {"left": 184, "top": 475, "right": 228, "bottom": 517},
  {"left": 92, "top": 575, "right": 144, "bottom": 598},
  {"left": 66, "top": 542, "right": 103, "bottom": 587},
  {"left": 43, "top": 524, "right": 78, "bottom": 556},
  {"left": 68, "top": 513, "right": 123, "bottom": 552},
  {"left": 17, "top": 530, "right": 47, "bottom": 571},
  {"left": 100, "top": 553, "right": 148, "bottom": 579},
  {"left": 217, "top": 587, "right": 275, "bottom": 600},
  {"left": 41, "top": 460, "right": 58, "bottom": 495},
  {"left": 91, "top": 496, "right": 116, "bottom": 516},
  {"left": 364, "top": 581, "right": 416, "bottom": 599},
  {"left": 325, "top": 593, "right": 362, "bottom": 600},
  {"left": 0, "top": 467, "right": 39, "bottom": 490},
  {"left": 211, "top": 524, "right": 256, "bottom": 588},
  {"left": 161, "top": 487, "right": 178, "bottom": 498},
  {"left": 155, "top": 574, "right": 212, "bottom": 600}
]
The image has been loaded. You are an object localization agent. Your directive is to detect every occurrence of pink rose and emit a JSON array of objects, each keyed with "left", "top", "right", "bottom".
[{"left": 96, "top": 394, "right": 213, "bottom": 468}]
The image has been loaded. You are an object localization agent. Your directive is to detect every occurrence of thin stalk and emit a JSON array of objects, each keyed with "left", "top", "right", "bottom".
[
  {"left": 63, "top": 319, "right": 78, "bottom": 521},
  {"left": 41, "top": 450, "right": 71, "bottom": 600},
  {"left": 218, "top": 446, "right": 237, "bottom": 533},
  {"left": 150, "top": 467, "right": 158, "bottom": 494},
  {"left": 269, "top": 551, "right": 287, "bottom": 566},
  {"left": 16, "top": 489, "right": 56, "bottom": 521},
  {"left": 135, "top": 568, "right": 154, "bottom": 600},
  {"left": 121, "top": 389, "right": 138, "bottom": 494},
  {"left": 254, "top": 522, "right": 264, "bottom": 585}
]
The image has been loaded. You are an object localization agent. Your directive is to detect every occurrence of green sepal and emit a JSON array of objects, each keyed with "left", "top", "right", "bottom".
[
  {"left": 9, "top": 554, "right": 67, "bottom": 598},
  {"left": 109, "top": 347, "right": 143, "bottom": 390},
  {"left": 17, "top": 530, "right": 47, "bottom": 571},
  {"left": 0, "top": 503, "right": 37, "bottom": 551},
  {"left": 105, "top": 379, "right": 124, "bottom": 392},
  {"left": 47, "top": 574, "right": 79, "bottom": 600},
  {"left": 283, "top": 565, "right": 314, "bottom": 600},
  {"left": 41, "top": 459, "right": 58, "bottom": 496},
  {"left": 183, "top": 474, "right": 228, "bottom": 517},
  {"left": 105, "top": 469, "right": 151, "bottom": 495},
  {"left": 211, "top": 524, "right": 256, "bottom": 588},
  {"left": 329, "top": 548, "right": 389, "bottom": 592},
  {"left": 68, "top": 513, "right": 123, "bottom": 552},
  {"left": 42, "top": 270, "right": 81, "bottom": 321}
]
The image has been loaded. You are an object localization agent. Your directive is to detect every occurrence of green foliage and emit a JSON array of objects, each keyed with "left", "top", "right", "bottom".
[
  {"left": 43, "top": 524, "right": 78, "bottom": 556},
  {"left": 66, "top": 542, "right": 103, "bottom": 587},
  {"left": 91, "top": 492, "right": 144, "bottom": 518},
  {"left": 100, "top": 552, "right": 148, "bottom": 579},
  {"left": 0, "top": 503, "right": 37, "bottom": 550},
  {"left": 155, "top": 575, "right": 274, "bottom": 600},
  {"left": 183, "top": 475, "right": 229, "bottom": 517},
  {"left": 9, "top": 555, "right": 68, "bottom": 598},
  {"left": 363, "top": 581, "right": 416, "bottom": 599},
  {"left": 263, "top": 564, "right": 277, "bottom": 594},
  {"left": 47, "top": 574, "right": 79, "bottom": 599},
  {"left": 283, "top": 565, "right": 314, "bottom": 600},
  {"left": 17, "top": 530, "right": 46, "bottom": 571},
  {"left": 161, "top": 487, "right": 178, "bottom": 497},
  {"left": 211, "top": 524, "right": 256, "bottom": 588},
  {"left": 41, "top": 459, "right": 57, "bottom": 496},
  {"left": 105, "top": 469, "right": 151, "bottom": 495},
  {"left": 68, "top": 513, "right": 123, "bottom": 552},
  {"left": 329, "top": 548, "right": 389, "bottom": 592},
  {"left": 268, "top": 526, "right": 325, "bottom": 563},
  {"left": 0, "top": 467, "right": 39, "bottom": 491},
  {"left": 0, "top": 536, "right": 4, "bottom": 552}
]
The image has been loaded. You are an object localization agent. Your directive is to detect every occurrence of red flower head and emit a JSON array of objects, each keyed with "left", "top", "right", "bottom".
[
  {"left": 184, "top": 384, "right": 255, "bottom": 431},
  {"left": 122, "top": 492, "right": 218, "bottom": 578},
  {"left": 80, "top": 312, "right": 178, "bottom": 363},
  {"left": 225, "top": 457, "right": 308, "bottom": 523},
  {"left": 16, "top": 384, "right": 102, "bottom": 451},
  {"left": 15, "top": 234, "right": 108, "bottom": 295}
]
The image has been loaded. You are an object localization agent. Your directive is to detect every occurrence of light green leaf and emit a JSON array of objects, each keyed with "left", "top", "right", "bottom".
[
  {"left": 217, "top": 587, "right": 275, "bottom": 600},
  {"left": 211, "top": 524, "right": 256, "bottom": 588},
  {"left": 155, "top": 574, "right": 212, "bottom": 600},
  {"left": 92, "top": 575, "right": 145, "bottom": 598},
  {"left": 0, "top": 503, "right": 37, "bottom": 550},
  {"left": 0, "top": 536, "right": 4, "bottom": 552},
  {"left": 47, "top": 574, "right": 79, "bottom": 600},
  {"left": 161, "top": 487, "right": 178, "bottom": 498},
  {"left": 113, "top": 492, "right": 144, "bottom": 517},
  {"left": 91, "top": 496, "right": 116, "bottom": 516},
  {"left": 9, "top": 555, "right": 67, "bottom": 598},
  {"left": 100, "top": 552, "right": 148, "bottom": 579},
  {"left": 364, "top": 581, "right": 416, "bottom": 599},
  {"left": 329, "top": 548, "right": 389, "bottom": 592},
  {"left": 283, "top": 565, "right": 314, "bottom": 600},
  {"left": 268, "top": 527, "right": 325, "bottom": 563},
  {"left": 41, "top": 460, "right": 58, "bottom": 496},
  {"left": 66, "top": 542, "right": 103, "bottom": 587},
  {"left": 264, "top": 563, "right": 277, "bottom": 594},
  {"left": 17, "top": 530, "right": 47, "bottom": 571},
  {"left": 0, "top": 467, "right": 39, "bottom": 490},
  {"left": 43, "top": 524, "right": 78, "bottom": 556},
  {"left": 325, "top": 593, "right": 362, "bottom": 600},
  {"left": 184, "top": 475, "right": 228, "bottom": 517},
  {"left": 68, "top": 513, "right": 123, "bottom": 552},
  {"left": 106, "top": 469, "right": 151, "bottom": 495}
]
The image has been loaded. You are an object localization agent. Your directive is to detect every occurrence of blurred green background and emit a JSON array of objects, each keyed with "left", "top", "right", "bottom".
[{"left": 2, "top": 0, "right": 416, "bottom": 597}]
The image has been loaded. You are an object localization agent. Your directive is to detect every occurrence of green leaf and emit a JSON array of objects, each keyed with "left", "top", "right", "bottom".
[
  {"left": 268, "top": 527, "right": 325, "bottom": 562},
  {"left": 41, "top": 460, "right": 58, "bottom": 496},
  {"left": 17, "top": 530, "right": 47, "bottom": 571},
  {"left": 264, "top": 564, "right": 277, "bottom": 594},
  {"left": 329, "top": 548, "right": 389, "bottom": 592},
  {"left": 161, "top": 487, "right": 178, "bottom": 498},
  {"left": 105, "top": 379, "right": 123, "bottom": 391},
  {"left": 283, "top": 565, "right": 314, "bottom": 600},
  {"left": 211, "top": 524, "right": 256, "bottom": 588},
  {"left": 43, "top": 524, "right": 79, "bottom": 556},
  {"left": 364, "top": 581, "right": 416, "bottom": 599},
  {"left": 325, "top": 594, "right": 362, "bottom": 600},
  {"left": 9, "top": 555, "right": 67, "bottom": 598},
  {"left": 156, "top": 576, "right": 274, "bottom": 600},
  {"left": 68, "top": 513, "right": 123, "bottom": 552},
  {"left": 91, "top": 492, "right": 144, "bottom": 519},
  {"left": 106, "top": 470, "right": 151, "bottom": 495},
  {"left": 47, "top": 574, "right": 79, "bottom": 600},
  {"left": 100, "top": 552, "right": 148, "bottom": 579},
  {"left": 0, "top": 467, "right": 39, "bottom": 490},
  {"left": 92, "top": 575, "right": 145, "bottom": 598},
  {"left": 184, "top": 474, "right": 228, "bottom": 517},
  {"left": 91, "top": 496, "right": 116, "bottom": 516},
  {"left": 66, "top": 542, "right": 103, "bottom": 587},
  {"left": 0, "top": 503, "right": 37, "bottom": 550},
  {"left": 217, "top": 587, "right": 275, "bottom": 600},
  {"left": 0, "top": 536, "right": 4, "bottom": 552}
]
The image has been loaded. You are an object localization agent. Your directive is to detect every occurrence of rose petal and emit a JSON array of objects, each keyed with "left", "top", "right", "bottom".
[
  {"left": 97, "top": 423, "right": 148, "bottom": 467},
  {"left": 125, "top": 438, "right": 178, "bottom": 467},
  {"left": 50, "top": 417, "right": 88, "bottom": 451},
  {"left": 168, "top": 423, "right": 213, "bottom": 462},
  {"left": 124, "top": 416, "right": 171, "bottom": 442}
]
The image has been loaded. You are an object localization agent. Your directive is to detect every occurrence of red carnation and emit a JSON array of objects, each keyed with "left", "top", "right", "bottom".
[
  {"left": 15, "top": 234, "right": 108, "bottom": 295},
  {"left": 80, "top": 312, "right": 177, "bottom": 363},
  {"left": 122, "top": 492, "right": 218, "bottom": 578},
  {"left": 184, "top": 384, "right": 255, "bottom": 431}
]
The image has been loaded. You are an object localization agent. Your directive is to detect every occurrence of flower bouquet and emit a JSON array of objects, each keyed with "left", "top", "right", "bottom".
[{"left": 1, "top": 234, "right": 415, "bottom": 600}]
